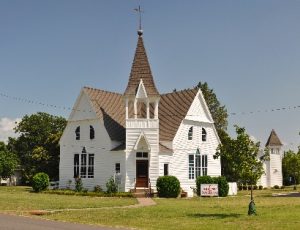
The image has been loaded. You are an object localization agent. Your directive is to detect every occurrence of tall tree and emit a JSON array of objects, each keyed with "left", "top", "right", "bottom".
[
  {"left": 214, "top": 125, "right": 268, "bottom": 184},
  {"left": 195, "top": 82, "right": 228, "bottom": 133},
  {"left": 0, "top": 142, "right": 19, "bottom": 179},
  {"left": 282, "top": 149, "right": 300, "bottom": 187},
  {"left": 8, "top": 112, "right": 67, "bottom": 183}
]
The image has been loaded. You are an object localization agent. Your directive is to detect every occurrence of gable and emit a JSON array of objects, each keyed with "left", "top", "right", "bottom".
[
  {"left": 68, "top": 89, "right": 98, "bottom": 121},
  {"left": 185, "top": 90, "right": 214, "bottom": 123}
]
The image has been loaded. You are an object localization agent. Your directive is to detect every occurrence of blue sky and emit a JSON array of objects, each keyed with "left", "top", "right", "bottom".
[{"left": 0, "top": 0, "right": 300, "bottom": 150}]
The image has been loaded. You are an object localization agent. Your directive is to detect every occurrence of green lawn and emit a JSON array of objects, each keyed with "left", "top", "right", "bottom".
[{"left": 1, "top": 186, "right": 300, "bottom": 229}]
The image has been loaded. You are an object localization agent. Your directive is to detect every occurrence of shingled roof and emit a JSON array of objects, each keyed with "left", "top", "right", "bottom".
[
  {"left": 159, "top": 89, "right": 198, "bottom": 141},
  {"left": 83, "top": 87, "right": 125, "bottom": 142},
  {"left": 124, "top": 36, "right": 159, "bottom": 97},
  {"left": 265, "top": 129, "right": 283, "bottom": 147}
]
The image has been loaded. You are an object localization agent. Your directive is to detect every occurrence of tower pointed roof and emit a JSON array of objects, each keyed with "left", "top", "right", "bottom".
[
  {"left": 124, "top": 35, "right": 159, "bottom": 97},
  {"left": 265, "top": 129, "right": 283, "bottom": 147}
]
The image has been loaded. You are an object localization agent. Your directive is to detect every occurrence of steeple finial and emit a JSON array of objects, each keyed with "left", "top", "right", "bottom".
[{"left": 134, "top": 5, "right": 143, "bottom": 36}]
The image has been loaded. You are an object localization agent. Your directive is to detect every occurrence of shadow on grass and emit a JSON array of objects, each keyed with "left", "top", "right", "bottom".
[{"left": 189, "top": 213, "right": 242, "bottom": 219}]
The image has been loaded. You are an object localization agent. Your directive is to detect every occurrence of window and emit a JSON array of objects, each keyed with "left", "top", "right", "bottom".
[
  {"left": 136, "top": 152, "right": 148, "bottom": 158},
  {"left": 202, "top": 128, "right": 207, "bottom": 142},
  {"left": 90, "top": 125, "right": 95, "bottom": 139},
  {"left": 74, "top": 154, "right": 79, "bottom": 178},
  {"left": 75, "top": 126, "right": 80, "bottom": 140},
  {"left": 80, "top": 154, "right": 87, "bottom": 178},
  {"left": 88, "top": 154, "right": 94, "bottom": 178},
  {"left": 164, "top": 164, "right": 169, "bottom": 176},
  {"left": 115, "top": 163, "right": 120, "bottom": 173},
  {"left": 188, "top": 126, "right": 193, "bottom": 140},
  {"left": 74, "top": 153, "right": 94, "bottom": 178},
  {"left": 188, "top": 150, "right": 207, "bottom": 179}
]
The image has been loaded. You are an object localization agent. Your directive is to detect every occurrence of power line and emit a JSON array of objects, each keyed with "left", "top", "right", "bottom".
[{"left": 1, "top": 91, "right": 300, "bottom": 117}]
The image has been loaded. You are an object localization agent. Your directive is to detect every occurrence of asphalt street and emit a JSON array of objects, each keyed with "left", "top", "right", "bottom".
[{"left": 0, "top": 213, "right": 127, "bottom": 230}]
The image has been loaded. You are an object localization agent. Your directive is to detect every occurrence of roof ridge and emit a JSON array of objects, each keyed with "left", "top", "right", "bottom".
[
  {"left": 161, "top": 88, "right": 198, "bottom": 96},
  {"left": 83, "top": 86, "right": 123, "bottom": 96}
]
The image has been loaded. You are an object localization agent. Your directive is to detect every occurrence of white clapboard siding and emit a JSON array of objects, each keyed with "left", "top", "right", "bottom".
[{"left": 125, "top": 120, "right": 159, "bottom": 191}]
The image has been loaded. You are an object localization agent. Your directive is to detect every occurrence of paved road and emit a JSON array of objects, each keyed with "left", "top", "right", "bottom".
[{"left": 0, "top": 213, "right": 127, "bottom": 230}]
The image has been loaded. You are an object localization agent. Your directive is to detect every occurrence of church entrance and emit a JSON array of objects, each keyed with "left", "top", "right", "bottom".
[{"left": 136, "top": 160, "right": 149, "bottom": 187}]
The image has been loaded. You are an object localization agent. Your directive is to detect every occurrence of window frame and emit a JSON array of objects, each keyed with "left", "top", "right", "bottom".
[
  {"left": 74, "top": 153, "right": 94, "bottom": 179},
  {"left": 164, "top": 163, "right": 169, "bottom": 176},
  {"left": 75, "top": 126, "right": 80, "bottom": 140},
  {"left": 90, "top": 125, "right": 95, "bottom": 140},
  {"left": 202, "top": 128, "right": 207, "bottom": 142},
  {"left": 188, "top": 126, "right": 193, "bottom": 140},
  {"left": 188, "top": 151, "right": 208, "bottom": 180}
]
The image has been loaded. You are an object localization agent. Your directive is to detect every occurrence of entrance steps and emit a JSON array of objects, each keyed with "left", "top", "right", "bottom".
[{"left": 130, "top": 188, "right": 154, "bottom": 198}]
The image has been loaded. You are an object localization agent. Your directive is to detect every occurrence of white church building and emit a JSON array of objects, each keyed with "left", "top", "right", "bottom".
[
  {"left": 258, "top": 129, "right": 283, "bottom": 188},
  {"left": 59, "top": 30, "right": 221, "bottom": 197}
]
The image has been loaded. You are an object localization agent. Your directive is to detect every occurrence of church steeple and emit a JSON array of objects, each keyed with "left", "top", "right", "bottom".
[{"left": 124, "top": 35, "right": 159, "bottom": 97}]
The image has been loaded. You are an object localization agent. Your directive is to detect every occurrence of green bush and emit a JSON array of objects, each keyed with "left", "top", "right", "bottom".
[
  {"left": 242, "top": 185, "right": 248, "bottom": 190},
  {"left": 94, "top": 185, "right": 103, "bottom": 193},
  {"left": 238, "top": 185, "right": 243, "bottom": 190},
  {"left": 259, "top": 185, "right": 263, "bottom": 190},
  {"left": 196, "top": 176, "right": 229, "bottom": 197},
  {"left": 75, "top": 177, "right": 83, "bottom": 192},
  {"left": 253, "top": 185, "right": 258, "bottom": 190},
  {"left": 106, "top": 176, "right": 118, "bottom": 193},
  {"left": 215, "top": 176, "right": 229, "bottom": 197},
  {"left": 156, "top": 176, "right": 181, "bottom": 198},
  {"left": 32, "top": 172, "right": 49, "bottom": 192},
  {"left": 273, "top": 185, "right": 280, "bottom": 189}
]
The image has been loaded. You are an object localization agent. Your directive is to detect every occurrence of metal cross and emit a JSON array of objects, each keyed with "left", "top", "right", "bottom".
[{"left": 134, "top": 5, "right": 144, "bottom": 31}]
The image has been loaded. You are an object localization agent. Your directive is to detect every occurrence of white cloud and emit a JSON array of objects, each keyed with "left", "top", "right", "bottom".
[{"left": 0, "top": 117, "right": 21, "bottom": 143}]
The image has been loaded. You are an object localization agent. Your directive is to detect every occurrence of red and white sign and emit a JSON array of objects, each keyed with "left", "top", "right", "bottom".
[{"left": 200, "top": 184, "right": 219, "bottom": 196}]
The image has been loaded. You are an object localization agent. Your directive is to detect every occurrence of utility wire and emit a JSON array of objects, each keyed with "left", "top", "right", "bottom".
[{"left": 1, "top": 91, "right": 300, "bottom": 117}]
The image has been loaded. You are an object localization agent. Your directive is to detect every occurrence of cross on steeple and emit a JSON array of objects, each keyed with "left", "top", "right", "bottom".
[{"left": 134, "top": 5, "right": 143, "bottom": 36}]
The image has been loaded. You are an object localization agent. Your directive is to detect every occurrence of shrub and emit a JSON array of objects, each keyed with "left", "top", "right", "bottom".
[
  {"left": 215, "top": 176, "right": 229, "bottom": 197},
  {"left": 75, "top": 177, "right": 83, "bottom": 192},
  {"left": 280, "top": 185, "right": 285, "bottom": 189},
  {"left": 94, "top": 185, "right": 103, "bottom": 193},
  {"left": 106, "top": 176, "right": 118, "bottom": 193},
  {"left": 156, "top": 176, "right": 181, "bottom": 198},
  {"left": 238, "top": 185, "right": 243, "bottom": 191},
  {"left": 253, "top": 185, "right": 258, "bottom": 190},
  {"left": 32, "top": 172, "right": 50, "bottom": 192},
  {"left": 259, "top": 185, "right": 263, "bottom": 190},
  {"left": 242, "top": 185, "right": 248, "bottom": 190},
  {"left": 247, "top": 185, "right": 252, "bottom": 190},
  {"left": 273, "top": 185, "right": 280, "bottom": 189}
]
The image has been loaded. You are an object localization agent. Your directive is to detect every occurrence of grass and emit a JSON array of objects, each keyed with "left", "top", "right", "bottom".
[
  {"left": 1, "top": 186, "right": 300, "bottom": 229},
  {"left": 0, "top": 186, "right": 136, "bottom": 214}
]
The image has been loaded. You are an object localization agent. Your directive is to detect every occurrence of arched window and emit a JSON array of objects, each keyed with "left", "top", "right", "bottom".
[
  {"left": 202, "top": 128, "right": 207, "bottom": 142},
  {"left": 90, "top": 125, "right": 95, "bottom": 140},
  {"left": 188, "top": 126, "right": 193, "bottom": 140},
  {"left": 75, "top": 126, "right": 80, "bottom": 140}
]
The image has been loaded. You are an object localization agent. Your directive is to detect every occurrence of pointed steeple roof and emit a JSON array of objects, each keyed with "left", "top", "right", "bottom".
[
  {"left": 124, "top": 35, "right": 159, "bottom": 97},
  {"left": 265, "top": 129, "right": 283, "bottom": 147}
]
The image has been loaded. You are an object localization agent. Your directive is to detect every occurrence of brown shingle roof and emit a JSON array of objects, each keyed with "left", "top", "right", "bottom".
[
  {"left": 83, "top": 86, "right": 198, "bottom": 146},
  {"left": 265, "top": 129, "right": 283, "bottom": 147},
  {"left": 83, "top": 87, "right": 125, "bottom": 142},
  {"left": 124, "top": 36, "right": 159, "bottom": 97},
  {"left": 159, "top": 89, "right": 198, "bottom": 141}
]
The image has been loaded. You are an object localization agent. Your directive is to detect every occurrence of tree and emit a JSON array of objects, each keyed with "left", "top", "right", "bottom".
[
  {"left": 0, "top": 141, "right": 19, "bottom": 179},
  {"left": 282, "top": 149, "right": 300, "bottom": 187},
  {"left": 7, "top": 112, "right": 67, "bottom": 183},
  {"left": 214, "top": 125, "right": 268, "bottom": 184},
  {"left": 195, "top": 82, "right": 228, "bottom": 134}
]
